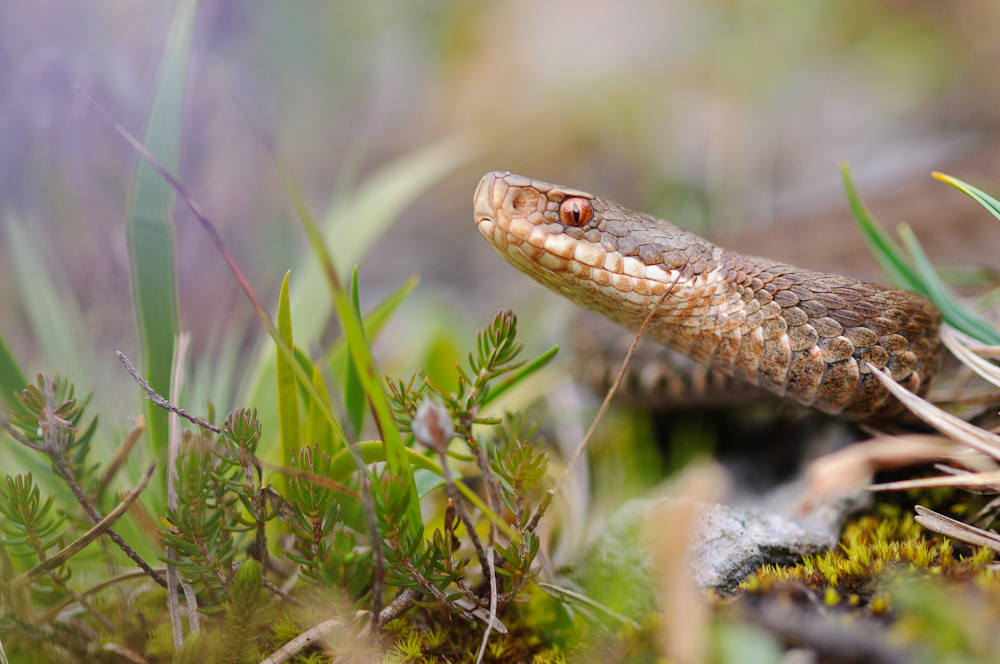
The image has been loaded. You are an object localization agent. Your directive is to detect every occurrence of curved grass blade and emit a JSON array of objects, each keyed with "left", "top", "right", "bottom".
[
  {"left": 269, "top": 153, "right": 422, "bottom": 537},
  {"left": 843, "top": 164, "right": 1000, "bottom": 344},
  {"left": 897, "top": 224, "right": 1000, "bottom": 345},
  {"left": 327, "top": 274, "right": 418, "bottom": 378},
  {"left": 291, "top": 134, "right": 477, "bottom": 342},
  {"left": 0, "top": 329, "right": 27, "bottom": 418},
  {"left": 4, "top": 213, "right": 88, "bottom": 390},
  {"left": 840, "top": 161, "right": 921, "bottom": 292},
  {"left": 242, "top": 136, "right": 476, "bottom": 444},
  {"left": 127, "top": 0, "right": 197, "bottom": 460},
  {"left": 481, "top": 345, "right": 559, "bottom": 408},
  {"left": 933, "top": 172, "right": 1000, "bottom": 223},
  {"left": 344, "top": 269, "right": 366, "bottom": 438},
  {"left": 275, "top": 271, "right": 300, "bottom": 468}
]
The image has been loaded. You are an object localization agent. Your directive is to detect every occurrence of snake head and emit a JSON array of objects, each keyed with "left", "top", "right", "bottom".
[{"left": 474, "top": 171, "right": 728, "bottom": 331}]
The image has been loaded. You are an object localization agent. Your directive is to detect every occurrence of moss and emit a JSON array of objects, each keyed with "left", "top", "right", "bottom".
[{"left": 741, "top": 508, "right": 998, "bottom": 619}]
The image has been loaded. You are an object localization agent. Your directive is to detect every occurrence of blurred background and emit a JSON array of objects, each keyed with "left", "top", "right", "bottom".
[{"left": 2, "top": 0, "right": 1000, "bottom": 466}]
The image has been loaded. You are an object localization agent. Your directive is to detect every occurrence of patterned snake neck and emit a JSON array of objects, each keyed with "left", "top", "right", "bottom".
[{"left": 473, "top": 171, "right": 942, "bottom": 419}]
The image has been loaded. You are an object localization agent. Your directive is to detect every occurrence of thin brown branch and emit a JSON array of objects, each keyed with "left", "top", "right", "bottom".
[
  {"left": 47, "top": 446, "right": 166, "bottom": 588},
  {"left": 260, "top": 588, "right": 418, "bottom": 664},
  {"left": 11, "top": 463, "right": 157, "bottom": 590},
  {"left": 262, "top": 577, "right": 304, "bottom": 608},
  {"left": 97, "top": 417, "right": 145, "bottom": 499},
  {"left": 117, "top": 352, "right": 221, "bottom": 434},
  {"left": 553, "top": 267, "right": 685, "bottom": 493}
]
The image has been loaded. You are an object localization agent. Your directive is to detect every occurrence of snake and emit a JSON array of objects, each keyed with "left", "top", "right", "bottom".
[{"left": 473, "top": 171, "right": 943, "bottom": 419}]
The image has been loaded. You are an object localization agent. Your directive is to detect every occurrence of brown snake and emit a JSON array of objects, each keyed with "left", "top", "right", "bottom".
[{"left": 474, "top": 172, "right": 943, "bottom": 419}]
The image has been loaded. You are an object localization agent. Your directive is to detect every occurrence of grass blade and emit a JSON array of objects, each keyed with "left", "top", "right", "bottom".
[
  {"left": 266, "top": 147, "right": 425, "bottom": 536},
  {"left": 0, "top": 324, "right": 27, "bottom": 418},
  {"left": 127, "top": 0, "right": 197, "bottom": 460},
  {"left": 344, "top": 269, "right": 367, "bottom": 438},
  {"left": 933, "top": 172, "right": 1000, "bottom": 223},
  {"left": 327, "top": 274, "right": 419, "bottom": 377},
  {"left": 275, "top": 271, "right": 301, "bottom": 468},
  {"left": 840, "top": 161, "right": 922, "bottom": 292},
  {"left": 304, "top": 361, "right": 335, "bottom": 456},
  {"left": 293, "top": 134, "right": 478, "bottom": 339},
  {"left": 4, "top": 213, "right": 88, "bottom": 389},
  {"left": 481, "top": 345, "right": 559, "bottom": 408},
  {"left": 897, "top": 224, "right": 1000, "bottom": 345},
  {"left": 241, "top": 136, "right": 471, "bottom": 458}
]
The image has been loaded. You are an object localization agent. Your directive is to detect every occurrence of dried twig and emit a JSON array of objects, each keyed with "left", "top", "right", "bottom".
[
  {"left": 7, "top": 383, "right": 169, "bottom": 589},
  {"left": 552, "top": 268, "right": 685, "bottom": 494},
  {"left": 868, "top": 364, "right": 1000, "bottom": 461},
  {"left": 96, "top": 417, "right": 144, "bottom": 499},
  {"left": 803, "top": 434, "right": 993, "bottom": 509},
  {"left": 10, "top": 463, "right": 157, "bottom": 590},
  {"left": 102, "top": 643, "right": 149, "bottom": 664},
  {"left": 166, "top": 333, "right": 191, "bottom": 648},
  {"left": 473, "top": 549, "right": 497, "bottom": 664},
  {"left": 913, "top": 505, "right": 1000, "bottom": 553},
  {"left": 259, "top": 588, "right": 420, "bottom": 664},
  {"left": 117, "top": 351, "right": 221, "bottom": 434}
]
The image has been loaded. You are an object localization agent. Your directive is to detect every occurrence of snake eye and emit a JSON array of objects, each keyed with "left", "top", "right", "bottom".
[{"left": 559, "top": 197, "right": 594, "bottom": 228}]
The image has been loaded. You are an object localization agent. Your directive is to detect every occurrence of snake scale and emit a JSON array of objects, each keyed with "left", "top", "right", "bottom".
[{"left": 474, "top": 171, "right": 943, "bottom": 419}]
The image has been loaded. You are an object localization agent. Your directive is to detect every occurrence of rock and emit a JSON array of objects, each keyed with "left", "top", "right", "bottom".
[{"left": 577, "top": 493, "right": 855, "bottom": 618}]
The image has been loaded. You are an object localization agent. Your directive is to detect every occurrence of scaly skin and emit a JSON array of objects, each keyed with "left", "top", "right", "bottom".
[{"left": 473, "top": 171, "right": 942, "bottom": 418}]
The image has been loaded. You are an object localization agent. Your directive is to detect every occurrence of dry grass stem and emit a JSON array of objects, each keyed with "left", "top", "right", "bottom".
[
  {"left": 553, "top": 269, "right": 684, "bottom": 493},
  {"left": 652, "top": 462, "right": 729, "bottom": 664},
  {"left": 941, "top": 325, "right": 1000, "bottom": 389},
  {"left": 870, "top": 471, "right": 1000, "bottom": 492},
  {"left": 868, "top": 364, "right": 1000, "bottom": 461},
  {"left": 913, "top": 505, "right": 1000, "bottom": 553},
  {"left": 10, "top": 462, "right": 156, "bottom": 590},
  {"left": 804, "top": 434, "right": 995, "bottom": 509},
  {"left": 166, "top": 333, "right": 191, "bottom": 648}
]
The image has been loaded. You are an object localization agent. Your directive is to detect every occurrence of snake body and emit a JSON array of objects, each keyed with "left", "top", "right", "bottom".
[{"left": 474, "top": 171, "right": 942, "bottom": 418}]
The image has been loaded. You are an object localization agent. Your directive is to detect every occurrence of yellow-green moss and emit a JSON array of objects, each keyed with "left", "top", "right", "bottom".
[{"left": 741, "top": 510, "right": 998, "bottom": 616}]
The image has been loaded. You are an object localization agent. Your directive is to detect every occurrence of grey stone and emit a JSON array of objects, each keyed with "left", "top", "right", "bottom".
[{"left": 577, "top": 492, "right": 855, "bottom": 617}]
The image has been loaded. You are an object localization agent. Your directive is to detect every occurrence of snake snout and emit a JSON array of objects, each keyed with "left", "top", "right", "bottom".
[{"left": 473, "top": 172, "right": 504, "bottom": 227}]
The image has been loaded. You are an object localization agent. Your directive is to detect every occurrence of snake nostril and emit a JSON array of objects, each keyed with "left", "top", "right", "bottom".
[{"left": 512, "top": 189, "right": 539, "bottom": 213}]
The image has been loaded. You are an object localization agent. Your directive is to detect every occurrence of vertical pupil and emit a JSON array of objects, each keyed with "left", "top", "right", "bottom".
[{"left": 572, "top": 203, "right": 580, "bottom": 223}]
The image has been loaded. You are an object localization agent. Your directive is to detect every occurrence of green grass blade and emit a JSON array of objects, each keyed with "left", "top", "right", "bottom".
[
  {"left": 933, "top": 172, "right": 1000, "bottom": 223},
  {"left": 269, "top": 152, "right": 423, "bottom": 537},
  {"left": 127, "top": 0, "right": 197, "bottom": 460},
  {"left": 304, "top": 361, "right": 335, "bottom": 457},
  {"left": 897, "top": 224, "right": 1000, "bottom": 345},
  {"left": 481, "top": 346, "right": 559, "bottom": 408},
  {"left": 4, "top": 213, "right": 88, "bottom": 387},
  {"left": 327, "top": 274, "right": 419, "bottom": 377},
  {"left": 840, "top": 161, "right": 922, "bottom": 292},
  {"left": 275, "top": 271, "right": 300, "bottom": 468},
  {"left": 344, "top": 269, "right": 367, "bottom": 438},
  {"left": 0, "top": 332, "right": 26, "bottom": 416},
  {"left": 286, "top": 135, "right": 475, "bottom": 363},
  {"left": 241, "top": 136, "right": 472, "bottom": 459}
]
